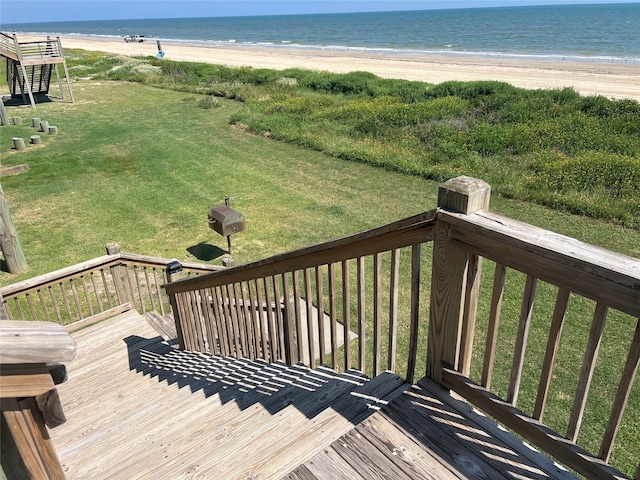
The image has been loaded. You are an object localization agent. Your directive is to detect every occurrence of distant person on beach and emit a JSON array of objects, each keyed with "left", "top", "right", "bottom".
[{"left": 157, "top": 40, "right": 165, "bottom": 58}]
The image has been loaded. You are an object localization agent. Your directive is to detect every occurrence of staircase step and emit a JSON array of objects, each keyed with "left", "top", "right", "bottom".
[{"left": 214, "top": 371, "right": 409, "bottom": 480}]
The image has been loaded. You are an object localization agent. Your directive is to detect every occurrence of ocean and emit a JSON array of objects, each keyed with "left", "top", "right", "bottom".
[{"left": 2, "top": 3, "right": 639, "bottom": 64}]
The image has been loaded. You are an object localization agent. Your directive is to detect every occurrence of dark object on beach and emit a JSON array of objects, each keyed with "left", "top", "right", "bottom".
[
  {"left": 156, "top": 40, "right": 165, "bottom": 58},
  {"left": 124, "top": 35, "right": 145, "bottom": 43}
]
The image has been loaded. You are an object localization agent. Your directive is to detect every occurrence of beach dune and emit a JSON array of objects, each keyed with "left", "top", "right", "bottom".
[{"left": 24, "top": 35, "right": 640, "bottom": 101}]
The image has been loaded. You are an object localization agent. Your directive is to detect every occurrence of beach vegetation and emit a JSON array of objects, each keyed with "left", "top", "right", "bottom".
[{"left": 74, "top": 52, "right": 639, "bottom": 228}]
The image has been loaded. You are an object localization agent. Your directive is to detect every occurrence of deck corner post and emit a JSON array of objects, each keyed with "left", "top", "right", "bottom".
[
  {"left": 427, "top": 176, "right": 491, "bottom": 384},
  {"left": 106, "top": 243, "right": 134, "bottom": 308}
]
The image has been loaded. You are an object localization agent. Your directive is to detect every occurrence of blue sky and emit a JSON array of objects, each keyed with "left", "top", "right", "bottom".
[{"left": 1, "top": 0, "right": 637, "bottom": 24}]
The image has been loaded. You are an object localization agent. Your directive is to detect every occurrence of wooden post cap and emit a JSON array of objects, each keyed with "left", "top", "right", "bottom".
[
  {"left": 438, "top": 176, "right": 491, "bottom": 214},
  {"left": 105, "top": 242, "right": 121, "bottom": 255}
]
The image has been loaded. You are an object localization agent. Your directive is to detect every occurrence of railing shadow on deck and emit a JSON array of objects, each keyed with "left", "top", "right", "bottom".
[{"left": 123, "top": 333, "right": 405, "bottom": 423}]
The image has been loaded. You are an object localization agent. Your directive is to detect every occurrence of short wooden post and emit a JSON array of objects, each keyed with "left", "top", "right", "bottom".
[
  {"left": 0, "top": 184, "right": 28, "bottom": 274},
  {"left": 31, "top": 118, "right": 40, "bottom": 128},
  {"left": 12, "top": 137, "right": 25, "bottom": 150},
  {"left": 12, "top": 117, "right": 22, "bottom": 125},
  {"left": 427, "top": 176, "right": 491, "bottom": 384},
  {"left": 39, "top": 121, "right": 49, "bottom": 133},
  {"left": 30, "top": 135, "right": 42, "bottom": 145},
  {"left": 0, "top": 100, "right": 7, "bottom": 126},
  {"left": 48, "top": 126, "right": 58, "bottom": 135}
]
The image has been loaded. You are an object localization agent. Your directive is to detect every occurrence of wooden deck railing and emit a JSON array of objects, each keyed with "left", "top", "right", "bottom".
[
  {"left": 164, "top": 210, "right": 437, "bottom": 383},
  {"left": 164, "top": 176, "right": 639, "bottom": 479},
  {"left": 0, "top": 245, "right": 220, "bottom": 331},
  {"left": 0, "top": 32, "right": 64, "bottom": 64}
]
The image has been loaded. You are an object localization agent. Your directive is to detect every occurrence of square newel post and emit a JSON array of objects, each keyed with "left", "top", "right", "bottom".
[{"left": 427, "top": 176, "right": 491, "bottom": 384}]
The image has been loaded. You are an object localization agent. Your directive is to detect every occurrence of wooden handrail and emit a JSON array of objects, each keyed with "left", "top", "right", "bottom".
[
  {"left": 0, "top": 250, "right": 220, "bottom": 326},
  {"left": 164, "top": 210, "right": 437, "bottom": 294}
]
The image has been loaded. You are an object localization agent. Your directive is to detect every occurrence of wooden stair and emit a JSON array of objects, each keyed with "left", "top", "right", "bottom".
[{"left": 50, "top": 311, "right": 408, "bottom": 479}]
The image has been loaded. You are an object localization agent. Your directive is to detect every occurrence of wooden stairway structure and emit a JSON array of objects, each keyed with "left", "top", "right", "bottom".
[
  {"left": 0, "top": 32, "right": 74, "bottom": 108},
  {"left": 44, "top": 310, "right": 580, "bottom": 479}
]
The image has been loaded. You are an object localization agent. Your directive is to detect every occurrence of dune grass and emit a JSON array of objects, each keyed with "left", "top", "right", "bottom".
[{"left": 1, "top": 56, "right": 638, "bottom": 476}]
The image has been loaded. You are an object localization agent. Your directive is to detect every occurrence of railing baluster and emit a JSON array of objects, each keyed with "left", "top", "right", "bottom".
[
  {"left": 507, "top": 274, "right": 537, "bottom": 406},
  {"left": 373, "top": 252, "right": 382, "bottom": 377},
  {"left": 388, "top": 249, "right": 400, "bottom": 373},
  {"left": 133, "top": 266, "right": 145, "bottom": 313},
  {"left": 304, "top": 269, "right": 316, "bottom": 369},
  {"left": 342, "top": 259, "right": 351, "bottom": 372},
  {"left": 281, "top": 272, "right": 295, "bottom": 364},
  {"left": 273, "top": 276, "right": 286, "bottom": 361},
  {"left": 245, "top": 281, "right": 259, "bottom": 360},
  {"left": 80, "top": 276, "right": 94, "bottom": 317},
  {"left": 240, "top": 281, "right": 255, "bottom": 360},
  {"left": 12, "top": 297, "right": 24, "bottom": 320},
  {"left": 254, "top": 279, "right": 269, "bottom": 361},
  {"left": 100, "top": 268, "right": 114, "bottom": 309},
  {"left": 90, "top": 272, "right": 104, "bottom": 313},
  {"left": 459, "top": 252, "right": 482, "bottom": 377},
  {"left": 482, "top": 262, "right": 506, "bottom": 389},
  {"left": 315, "top": 266, "right": 326, "bottom": 365},
  {"left": 328, "top": 263, "right": 338, "bottom": 369},
  {"left": 263, "top": 277, "right": 277, "bottom": 361},
  {"left": 406, "top": 244, "right": 421, "bottom": 384},
  {"left": 189, "top": 291, "right": 206, "bottom": 352},
  {"left": 212, "top": 286, "right": 229, "bottom": 357},
  {"left": 36, "top": 290, "right": 51, "bottom": 323},
  {"left": 48, "top": 286, "right": 62, "bottom": 324},
  {"left": 357, "top": 257, "right": 366, "bottom": 372},
  {"left": 59, "top": 283, "right": 73, "bottom": 321},
  {"left": 200, "top": 288, "right": 217, "bottom": 355},
  {"left": 599, "top": 317, "right": 640, "bottom": 462},
  {"left": 228, "top": 283, "right": 244, "bottom": 357},
  {"left": 69, "top": 279, "right": 83, "bottom": 320},
  {"left": 567, "top": 302, "right": 608, "bottom": 442},
  {"left": 534, "top": 287, "right": 570, "bottom": 422},
  {"left": 153, "top": 268, "right": 165, "bottom": 315},
  {"left": 26, "top": 292, "right": 37, "bottom": 320},
  {"left": 144, "top": 267, "right": 156, "bottom": 312},
  {"left": 292, "top": 271, "right": 303, "bottom": 364}
]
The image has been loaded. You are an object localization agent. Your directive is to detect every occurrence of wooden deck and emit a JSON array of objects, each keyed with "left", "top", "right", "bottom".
[{"left": 49, "top": 311, "right": 577, "bottom": 479}]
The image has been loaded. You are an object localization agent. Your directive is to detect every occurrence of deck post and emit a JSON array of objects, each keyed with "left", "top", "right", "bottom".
[
  {"left": 105, "top": 243, "right": 134, "bottom": 307},
  {"left": 427, "top": 176, "right": 490, "bottom": 384}
]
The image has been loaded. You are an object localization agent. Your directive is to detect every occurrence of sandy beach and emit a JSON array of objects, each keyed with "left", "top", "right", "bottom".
[{"left": 32, "top": 35, "right": 640, "bottom": 100}]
